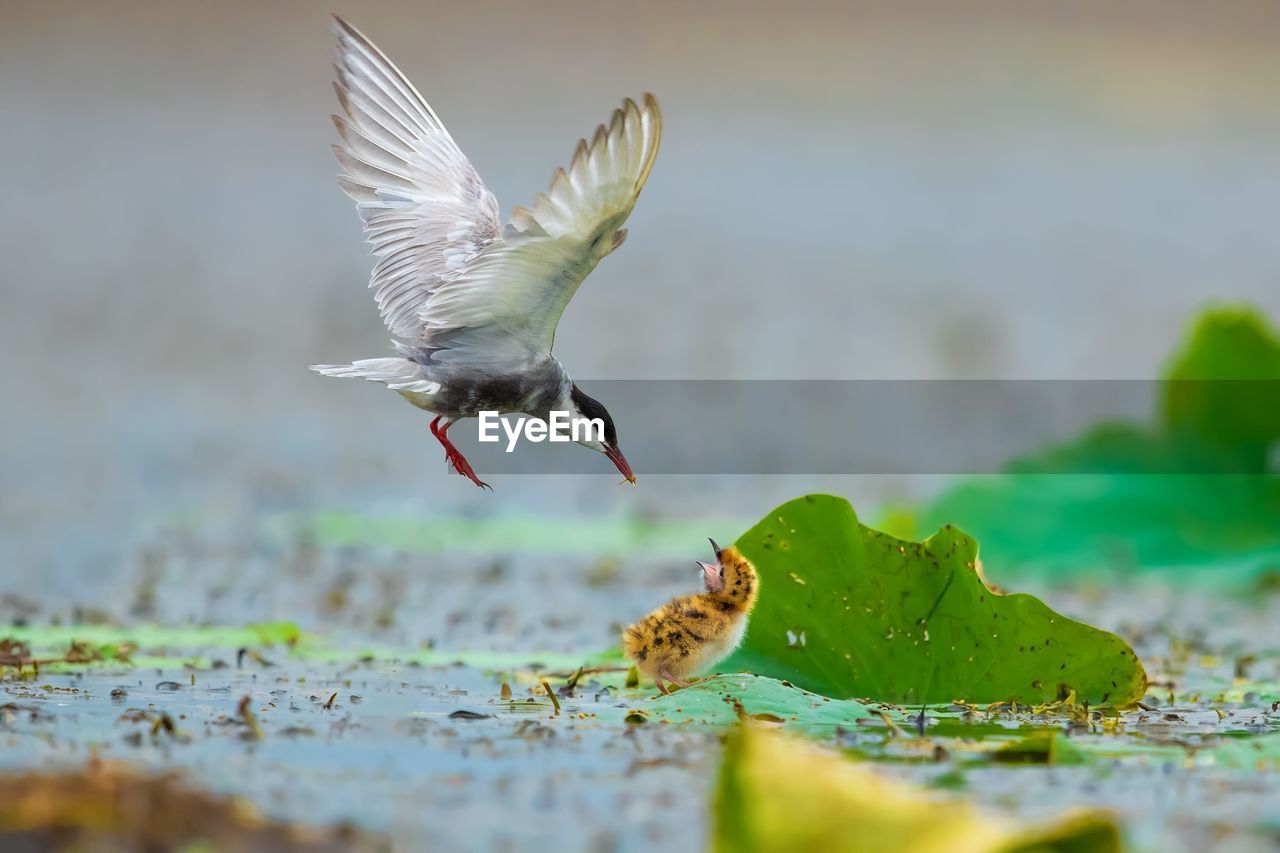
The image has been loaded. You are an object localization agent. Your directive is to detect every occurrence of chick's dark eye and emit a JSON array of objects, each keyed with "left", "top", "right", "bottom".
[{"left": 719, "top": 566, "right": 725, "bottom": 580}]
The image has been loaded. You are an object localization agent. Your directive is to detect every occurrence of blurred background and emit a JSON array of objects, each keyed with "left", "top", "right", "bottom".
[
  {"left": 2, "top": 0, "right": 1279, "bottom": 616},
  {"left": 3, "top": 5, "right": 1279, "bottom": 849}
]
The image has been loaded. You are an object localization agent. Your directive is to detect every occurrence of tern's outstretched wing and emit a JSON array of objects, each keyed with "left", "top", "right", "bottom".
[
  {"left": 330, "top": 16, "right": 502, "bottom": 340},
  {"left": 421, "top": 94, "right": 662, "bottom": 360}
]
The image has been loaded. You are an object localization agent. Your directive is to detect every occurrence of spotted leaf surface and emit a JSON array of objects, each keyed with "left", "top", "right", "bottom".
[{"left": 720, "top": 495, "right": 1146, "bottom": 706}]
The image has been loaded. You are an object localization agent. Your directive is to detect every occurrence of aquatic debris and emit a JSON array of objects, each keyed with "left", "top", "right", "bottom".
[
  {"left": 730, "top": 699, "right": 785, "bottom": 724},
  {"left": 151, "top": 712, "right": 184, "bottom": 741},
  {"left": 541, "top": 680, "right": 562, "bottom": 715},
  {"left": 876, "top": 710, "right": 905, "bottom": 738},
  {"left": 447, "top": 710, "right": 492, "bottom": 720},
  {"left": 0, "top": 637, "right": 135, "bottom": 673},
  {"left": 236, "top": 696, "right": 264, "bottom": 741},
  {"left": 116, "top": 706, "right": 188, "bottom": 744},
  {"left": 237, "top": 648, "right": 276, "bottom": 669},
  {"left": 0, "top": 638, "right": 32, "bottom": 668}
]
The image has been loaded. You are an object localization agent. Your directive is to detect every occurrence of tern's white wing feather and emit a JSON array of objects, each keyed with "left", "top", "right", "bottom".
[
  {"left": 422, "top": 94, "right": 662, "bottom": 359},
  {"left": 331, "top": 16, "right": 501, "bottom": 340}
]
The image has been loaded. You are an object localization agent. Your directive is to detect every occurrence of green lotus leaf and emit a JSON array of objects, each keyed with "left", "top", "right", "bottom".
[
  {"left": 720, "top": 495, "right": 1146, "bottom": 706},
  {"left": 1162, "top": 305, "right": 1280, "bottom": 468},
  {"left": 917, "top": 306, "right": 1280, "bottom": 581}
]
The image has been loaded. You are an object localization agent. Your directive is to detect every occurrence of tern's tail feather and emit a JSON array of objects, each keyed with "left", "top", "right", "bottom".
[{"left": 309, "top": 358, "right": 439, "bottom": 394}]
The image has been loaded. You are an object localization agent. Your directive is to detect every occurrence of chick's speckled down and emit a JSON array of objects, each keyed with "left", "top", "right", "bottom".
[{"left": 622, "top": 544, "right": 758, "bottom": 693}]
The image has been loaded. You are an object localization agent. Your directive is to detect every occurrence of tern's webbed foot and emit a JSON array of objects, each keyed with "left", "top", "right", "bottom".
[
  {"left": 431, "top": 416, "right": 491, "bottom": 490},
  {"left": 446, "top": 452, "right": 490, "bottom": 490}
]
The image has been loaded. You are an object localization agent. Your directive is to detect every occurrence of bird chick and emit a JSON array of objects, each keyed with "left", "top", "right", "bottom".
[{"left": 622, "top": 539, "right": 759, "bottom": 694}]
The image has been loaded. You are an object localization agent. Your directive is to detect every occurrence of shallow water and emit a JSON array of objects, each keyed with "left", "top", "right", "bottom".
[{"left": 3, "top": 526, "right": 1277, "bottom": 851}]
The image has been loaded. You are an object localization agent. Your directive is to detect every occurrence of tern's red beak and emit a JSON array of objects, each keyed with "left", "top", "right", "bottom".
[{"left": 606, "top": 445, "right": 636, "bottom": 484}]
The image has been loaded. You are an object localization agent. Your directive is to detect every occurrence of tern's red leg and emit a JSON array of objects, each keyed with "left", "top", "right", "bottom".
[{"left": 429, "top": 417, "right": 490, "bottom": 490}]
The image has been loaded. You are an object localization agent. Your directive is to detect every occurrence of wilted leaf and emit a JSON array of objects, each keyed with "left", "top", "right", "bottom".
[
  {"left": 0, "top": 762, "right": 383, "bottom": 850},
  {"left": 720, "top": 495, "right": 1146, "bottom": 706},
  {"left": 714, "top": 724, "right": 1122, "bottom": 853}
]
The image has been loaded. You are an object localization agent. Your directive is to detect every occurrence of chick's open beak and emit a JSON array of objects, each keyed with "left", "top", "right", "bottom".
[
  {"left": 695, "top": 559, "right": 723, "bottom": 592},
  {"left": 606, "top": 445, "right": 636, "bottom": 484}
]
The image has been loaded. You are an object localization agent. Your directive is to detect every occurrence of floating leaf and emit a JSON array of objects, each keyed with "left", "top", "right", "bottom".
[
  {"left": 1194, "top": 732, "right": 1280, "bottom": 770},
  {"left": 714, "top": 724, "right": 1122, "bottom": 853},
  {"left": 287, "top": 513, "right": 741, "bottom": 558},
  {"left": 617, "top": 674, "right": 879, "bottom": 730},
  {"left": 2, "top": 624, "right": 609, "bottom": 674},
  {"left": 248, "top": 621, "right": 301, "bottom": 647},
  {"left": 721, "top": 495, "right": 1146, "bottom": 706},
  {"left": 990, "top": 732, "right": 1088, "bottom": 766}
]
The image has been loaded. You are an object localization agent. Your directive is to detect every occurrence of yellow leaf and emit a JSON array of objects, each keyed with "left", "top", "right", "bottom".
[{"left": 714, "top": 725, "right": 1123, "bottom": 853}]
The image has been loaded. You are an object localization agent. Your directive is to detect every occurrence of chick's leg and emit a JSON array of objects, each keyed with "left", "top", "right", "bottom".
[
  {"left": 654, "top": 671, "right": 669, "bottom": 695},
  {"left": 660, "top": 667, "right": 690, "bottom": 690},
  {"left": 430, "top": 416, "right": 491, "bottom": 490}
]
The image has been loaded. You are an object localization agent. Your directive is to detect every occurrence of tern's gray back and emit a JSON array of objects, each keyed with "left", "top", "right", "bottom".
[{"left": 402, "top": 347, "right": 569, "bottom": 420}]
